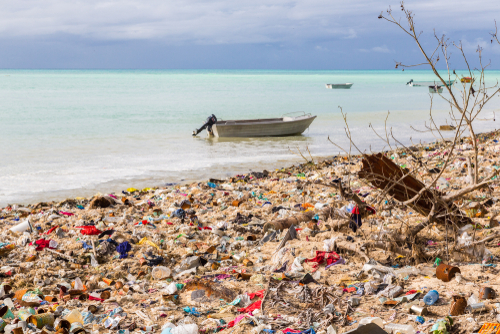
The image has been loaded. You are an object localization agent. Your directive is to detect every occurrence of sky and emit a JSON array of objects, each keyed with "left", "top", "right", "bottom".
[{"left": 0, "top": 0, "right": 499, "bottom": 69}]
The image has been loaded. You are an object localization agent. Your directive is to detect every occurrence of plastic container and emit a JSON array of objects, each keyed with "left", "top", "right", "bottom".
[
  {"left": 152, "top": 266, "right": 172, "bottom": 280},
  {"left": 385, "top": 323, "right": 416, "bottom": 334},
  {"left": 388, "top": 286, "right": 404, "bottom": 298},
  {"left": 423, "top": 290, "right": 439, "bottom": 305},
  {"left": 468, "top": 293, "right": 479, "bottom": 305},
  {"left": 64, "top": 309, "right": 83, "bottom": 324},
  {"left": 9, "top": 219, "right": 33, "bottom": 233},
  {"left": 3, "top": 298, "right": 14, "bottom": 310},
  {"left": 359, "top": 317, "right": 383, "bottom": 328}
]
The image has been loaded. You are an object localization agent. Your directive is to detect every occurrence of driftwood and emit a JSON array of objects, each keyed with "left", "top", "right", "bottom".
[
  {"left": 263, "top": 207, "right": 337, "bottom": 233},
  {"left": 183, "top": 279, "right": 238, "bottom": 302},
  {"left": 358, "top": 153, "right": 472, "bottom": 227}
]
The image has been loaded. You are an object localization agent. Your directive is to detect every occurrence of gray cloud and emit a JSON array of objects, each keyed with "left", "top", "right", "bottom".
[{"left": 0, "top": 0, "right": 498, "bottom": 45}]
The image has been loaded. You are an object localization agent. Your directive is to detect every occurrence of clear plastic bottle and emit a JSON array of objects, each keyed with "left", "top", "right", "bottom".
[
  {"left": 385, "top": 323, "right": 416, "bottom": 334},
  {"left": 388, "top": 286, "right": 404, "bottom": 298},
  {"left": 468, "top": 293, "right": 479, "bottom": 305},
  {"left": 418, "top": 267, "right": 435, "bottom": 276},
  {"left": 423, "top": 290, "right": 439, "bottom": 305},
  {"left": 394, "top": 267, "right": 418, "bottom": 278}
]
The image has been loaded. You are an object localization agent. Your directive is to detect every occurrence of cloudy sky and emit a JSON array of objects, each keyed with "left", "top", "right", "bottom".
[{"left": 0, "top": 0, "right": 499, "bottom": 69}]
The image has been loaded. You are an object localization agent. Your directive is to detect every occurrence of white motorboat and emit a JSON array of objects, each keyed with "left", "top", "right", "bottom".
[
  {"left": 193, "top": 112, "right": 316, "bottom": 138},
  {"left": 326, "top": 83, "right": 353, "bottom": 89}
]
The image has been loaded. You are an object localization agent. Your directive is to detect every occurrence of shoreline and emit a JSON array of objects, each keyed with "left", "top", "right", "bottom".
[
  {"left": 2, "top": 126, "right": 497, "bottom": 209},
  {"left": 1, "top": 154, "right": 324, "bottom": 207}
]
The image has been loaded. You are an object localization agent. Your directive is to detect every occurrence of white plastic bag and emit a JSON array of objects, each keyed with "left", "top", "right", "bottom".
[
  {"left": 237, "top": 294, "right": 252, "bottom": 307},
  {"left": 74, "top": 277, "right": 84, "bottom": 290},
  {"left": 323, "top": 238, "right": 337, "bottom": 252},
  {"left": 290, "top": 257, "right": 305, "bottom": 273},
  {"left": 164, "top": 283, "right": 178, "bottom": 295},
  {"left": 171, "top": 324, "right": 198, "bottom": 334}
]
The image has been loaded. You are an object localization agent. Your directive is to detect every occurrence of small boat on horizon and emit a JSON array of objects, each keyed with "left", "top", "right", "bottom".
[
  {"left": 460, "top": 77, "right": 472, "bottom": 83},
  {"left": 407, "top": 79, "right": 454, "bottom": 87},
  {"left": 326, "top": 83, "right": 353, "bottom": 89},
  {"left": 193, "top": 112, "right": 316, "bottom": 138}
]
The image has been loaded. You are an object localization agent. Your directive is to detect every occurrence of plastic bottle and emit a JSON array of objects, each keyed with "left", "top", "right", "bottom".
[
  {"left": 359, "top": 317, "right": 383, "bottom": 327},
  {"left": 140, "top": 325, "right": 159, "bottom": 331},
  {"left": 418, "top": 267, "right": 435, "bottom": 276},
  {"left": 423, "top": 290, "right": 439, "bottom": 305},
  {"left": 394, "top": 267, "right": 418, "bottom": 278},
  {"left": 388, "top": 286, "right": 404, "bottom": 298},
  {"left": 385, "top": 323, "right": 416, "bottom": 334}
]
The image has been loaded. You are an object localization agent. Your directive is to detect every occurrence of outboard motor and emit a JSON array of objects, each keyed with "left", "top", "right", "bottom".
[
  {"left": 193, "top": 114, "right": 217, "bottom": 136},
  {"left": 406, "top": 79, "right": 413, "bottom": 85}
]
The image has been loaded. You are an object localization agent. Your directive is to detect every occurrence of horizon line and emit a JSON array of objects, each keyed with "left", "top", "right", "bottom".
[{"left": 0, "top": 68, "right": 492, "bottom": 71}]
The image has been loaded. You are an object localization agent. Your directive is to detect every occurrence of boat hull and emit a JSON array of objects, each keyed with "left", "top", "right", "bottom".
[
  {"left": 326, "top": 83, "right": 353, "bottom": 89},
  {"left": 212, "top": 116, "right": 316, "bottom": 138}
]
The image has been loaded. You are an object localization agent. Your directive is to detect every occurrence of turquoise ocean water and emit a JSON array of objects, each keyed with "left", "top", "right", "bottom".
[{"left": 1, "top": 69, "right": 499, "bottom": 206}]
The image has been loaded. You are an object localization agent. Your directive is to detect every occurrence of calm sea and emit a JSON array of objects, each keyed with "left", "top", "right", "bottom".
[{"left": 1, "top": 69, "right": 499, "bottom": 205}]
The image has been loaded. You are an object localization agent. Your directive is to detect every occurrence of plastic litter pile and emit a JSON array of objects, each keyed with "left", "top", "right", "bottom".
[{"left": 2, "top": 131, "right": 500, "bottom": 334}]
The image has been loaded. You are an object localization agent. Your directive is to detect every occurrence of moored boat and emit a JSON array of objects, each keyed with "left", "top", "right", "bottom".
[
  {"left": 326, "top": 83, "right": 353, "bottom": 89},
  {"left": 193, "top": 112, "right": 316, "bottom": 138},
  {"left": 407, "top": 79, "right": 454, "bottom": 87}
]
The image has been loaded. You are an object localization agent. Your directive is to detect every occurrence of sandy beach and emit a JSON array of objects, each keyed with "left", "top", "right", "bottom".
[{"left": 1, "top": 128, "right": 500, "bottom": 333}]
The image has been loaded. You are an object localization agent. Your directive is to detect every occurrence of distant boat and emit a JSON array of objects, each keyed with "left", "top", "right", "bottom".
[
  {"left": 407, "top": 79, "right": 453, "bottom": 87},
  {"left": 460, "top": 77, "right": 472, "bottom": 83},
  {"left": 429, "top": 85, "right": 443, "bottom": 93},
  {"left": 193, "top": 112, "right": 316, "bottom": 138},
  {"left": 326, "top": 83, "right": 353, "bottom": 89}
]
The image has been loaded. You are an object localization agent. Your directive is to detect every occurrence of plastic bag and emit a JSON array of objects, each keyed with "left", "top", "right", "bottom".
[
  {"left": 152, "top": 266, "right": 172, "bottom": 280},
  {"left": 171, "top": 324, "right": 198, "bottom": 334},
  {"left": 164, "top": 283, "right": 178, "bottom": 295},
  {"left": 323, "top": 238, "right": 337, "bottom": 252},
  {"left": 364, "top": 281, "right": 376, "bottom": 295},
  {"left": 457, "top": 232, "right": 492, "bottom": 261},
  {"left": 237, "top": 294, "right": 252, "bottom": 307},
  {"left": 290, "top": 257, "right": 305, "bottom": 273},
  {"left": 74, "top": 277, "right": 84, "bottom": 290}
]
